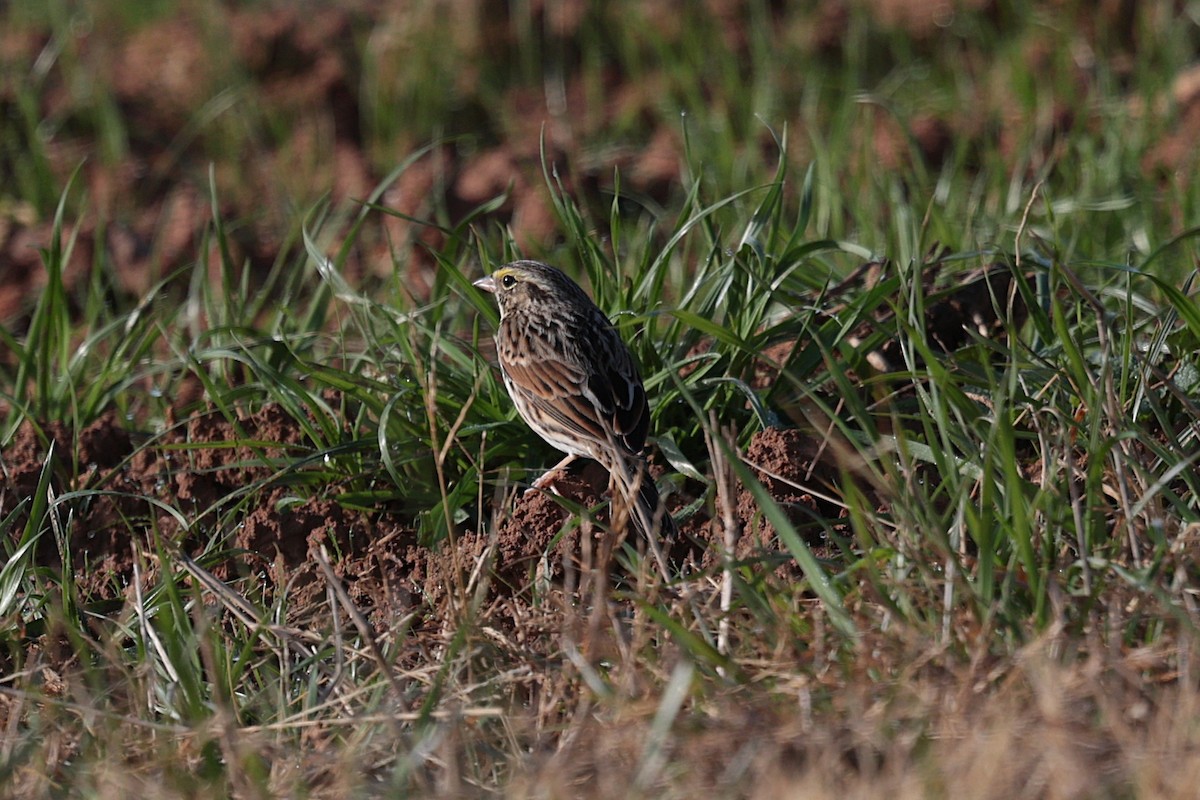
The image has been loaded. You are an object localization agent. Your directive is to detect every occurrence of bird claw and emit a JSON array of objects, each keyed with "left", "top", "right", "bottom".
[
  {"left": 522, "top": 454, "right": 578, "bottom": 498},
  {"left": 524, "top": 470, "right": 565, "bottom": 498}
]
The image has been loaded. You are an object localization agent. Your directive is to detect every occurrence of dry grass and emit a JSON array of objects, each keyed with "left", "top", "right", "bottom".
[{"left": 5, "top": 615, "right": 1196, "bottom": 798}]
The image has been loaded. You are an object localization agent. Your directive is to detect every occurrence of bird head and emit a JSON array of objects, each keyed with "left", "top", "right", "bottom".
[{"left": 474, "top": 260, "right": 589, "bottom": 317}]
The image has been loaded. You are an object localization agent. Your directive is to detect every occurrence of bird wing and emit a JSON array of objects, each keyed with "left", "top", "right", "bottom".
[
  {"left": 587, "top": 339, "right": 649, "bottom": 455},
  {"left": 500, "top": 353, "right": 610, "bottom": 445},
  {"left": 499, "top": 320, "right": 649, "bottom": 458}
]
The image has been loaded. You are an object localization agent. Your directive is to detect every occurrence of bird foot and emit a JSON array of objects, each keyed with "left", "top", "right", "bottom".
[
  {"left": 522, "top": 455, "right": 580, "bottom": 497},
  {"left": 524, "top": 469, "right": 566, "bottom": 498}
]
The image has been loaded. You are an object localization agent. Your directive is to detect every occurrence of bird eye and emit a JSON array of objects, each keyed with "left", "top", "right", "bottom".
[{"left": 501, "top": 274, "right": 517, "bottom": 289}]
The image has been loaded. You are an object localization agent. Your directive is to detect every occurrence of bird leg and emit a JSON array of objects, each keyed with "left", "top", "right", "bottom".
[{"left": 524, "top": 454, "right": 579, "bottom": 496}]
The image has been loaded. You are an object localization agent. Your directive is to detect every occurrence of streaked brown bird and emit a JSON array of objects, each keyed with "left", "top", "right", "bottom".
[{"left": 474, "top": 260, "right": 676, "bottom": 565}]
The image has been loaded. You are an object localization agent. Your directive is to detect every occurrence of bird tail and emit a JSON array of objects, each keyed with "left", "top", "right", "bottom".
[{"left": 609, "top": 456, "right": 677, "bottom": 576}]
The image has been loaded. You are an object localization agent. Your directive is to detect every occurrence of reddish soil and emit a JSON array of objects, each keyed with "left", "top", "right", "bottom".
[{"left": 0, "top": 398, "right": 843, "bottom": 619}]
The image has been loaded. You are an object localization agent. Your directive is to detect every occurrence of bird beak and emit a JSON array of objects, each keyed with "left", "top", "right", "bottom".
[{"left": 473, "top": 275, "right": 496, "bottom": 294}]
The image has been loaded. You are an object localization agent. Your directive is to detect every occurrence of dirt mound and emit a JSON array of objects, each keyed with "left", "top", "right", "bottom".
[{"left": 1, "top": 396, "right": 846, "bottom": 628}]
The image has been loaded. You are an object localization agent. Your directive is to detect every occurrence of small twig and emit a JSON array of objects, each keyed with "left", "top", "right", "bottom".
[
  {"left": 1014, "top": 179, "right": 1044, "bottom": 270},
  {"left": 325, "top": 566, "right": 346, "bottom": 693},
  {"left": 422, "top": 333, "right": 468, "bottom": 607},
  {"left": 707, "top": 411, "right": 740, "bottom": 662}
]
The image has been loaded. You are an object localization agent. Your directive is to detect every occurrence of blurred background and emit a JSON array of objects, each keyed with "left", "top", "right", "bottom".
[{"left": 1, "top": 0, "right": 1197, "bottom": 319}]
